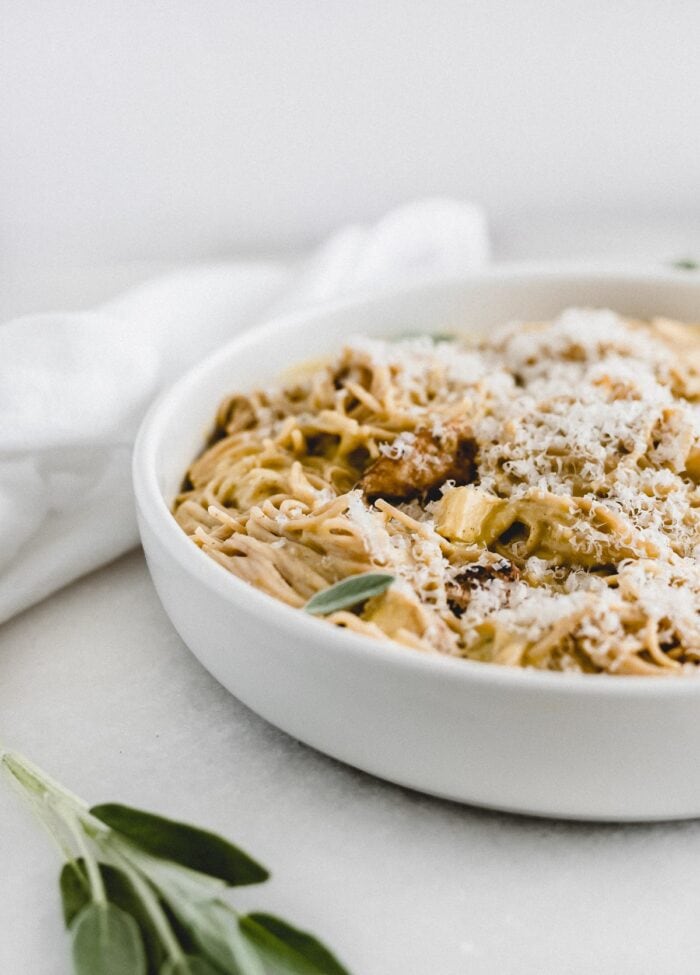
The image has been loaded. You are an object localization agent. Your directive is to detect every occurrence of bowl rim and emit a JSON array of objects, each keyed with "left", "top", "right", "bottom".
[{"left": 133, "top": 262, "right": 700, "bottom": 699}]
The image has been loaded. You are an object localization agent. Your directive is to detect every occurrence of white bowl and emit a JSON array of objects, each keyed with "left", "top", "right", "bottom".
[{"left": 134, "top": 266, "right": 700, "bottom": 822}]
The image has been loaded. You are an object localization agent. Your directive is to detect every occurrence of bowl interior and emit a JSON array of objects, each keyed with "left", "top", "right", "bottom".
[{"left": 151, "top": 267, "right": 700, "bottom": 508}]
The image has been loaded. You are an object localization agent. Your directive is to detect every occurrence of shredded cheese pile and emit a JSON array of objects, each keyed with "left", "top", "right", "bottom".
[{"left": 174, "top": 309, "right": 700, "bottom": 675}]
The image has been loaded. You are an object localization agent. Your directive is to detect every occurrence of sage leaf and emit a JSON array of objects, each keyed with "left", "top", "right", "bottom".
[
  {"left": 91, "top": 804, "right": 269, "bottom": 887},
  {"left": 304, "top": 573, "right": 394, "bottom": 616},
  {"left": 393, "top": 331, "right": 456, "bottom": 342},
  {"left": 240, "top": 913, "right": 351, "bottom": 975},
  {"left": 672, "top": 259, "right": 699, "bottom": 271},
  {"left": 159, "top": 956, "right": 221, "bottom": 975},
  {"left": 72, "top": 902, "right": 147, "bottom": 975},
  {"left": 120, "top": 847, "right": 228, "bottom": 905},
  {"left": 60, "top": 861, "right": 90, "bottom": 928},
  {"left": 1, "top": 751, "right": 51, "bottom": 797},
  {"left": 162, "top": 895, "right": 265, "bottom": 975},
  {"left": 4, "top": 751, "right": 355, "bottom": 975},
  {"left": 61, "top": 859, "right": 166, "bottom": 972}
]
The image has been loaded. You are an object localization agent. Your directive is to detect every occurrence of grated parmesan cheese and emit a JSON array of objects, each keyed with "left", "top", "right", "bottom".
[
  {"left": 345, "top": 310, "right": 700, "bottom": 671},
  {"left": 179, "top": 308, "right": 700, "bottom": 675}
]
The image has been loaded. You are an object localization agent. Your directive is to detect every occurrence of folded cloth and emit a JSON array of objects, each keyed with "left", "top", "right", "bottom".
[{"left": 0, "top": 198, "right": 489, "bottom": 623}]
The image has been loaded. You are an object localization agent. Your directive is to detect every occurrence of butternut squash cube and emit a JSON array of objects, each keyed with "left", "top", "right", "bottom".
[{"left": 435, "top": 486, "right": 505, "bottom": 543}]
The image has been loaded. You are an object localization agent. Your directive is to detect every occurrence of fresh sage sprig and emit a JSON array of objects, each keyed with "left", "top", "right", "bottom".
[
  {"left": 304, "top": 572, "right": 395, "bottom": 616},
  {"left": 2, "top": 751, "right": 351, "bottom": 975}
]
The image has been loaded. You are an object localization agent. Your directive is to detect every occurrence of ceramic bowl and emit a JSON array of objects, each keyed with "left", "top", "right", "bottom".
[{"left": 133, "top": 266, "right": 700, "bottom": 821}]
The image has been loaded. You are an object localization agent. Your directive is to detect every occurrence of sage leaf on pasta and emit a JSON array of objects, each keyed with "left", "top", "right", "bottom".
[
  {"left": 71, "top": 902, "right": 147, "bottom": 975},
  {"left": 304, "top": 572, "right": 394, "bottom": 615},
  {"left": 239, "top": 913, "right": 351, "bottom": 975},
  {"left": 393, "top": 330, "right": 456, "bottom": 342},
  {"left": 91, "top": 804, "right": 269, "bottom": 887}
]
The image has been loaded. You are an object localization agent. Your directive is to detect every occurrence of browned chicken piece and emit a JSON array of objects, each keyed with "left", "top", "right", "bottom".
[
  {"left": 446, "top": 558, "right": 519, "bottom": 617},
  {"left": 360, "top": 419, "right": 477, "bottom": 500}
]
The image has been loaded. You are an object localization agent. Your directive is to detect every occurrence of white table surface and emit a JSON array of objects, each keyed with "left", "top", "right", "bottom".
[{"left": 3, "top": 217, "right": 700, "bottom": 975}]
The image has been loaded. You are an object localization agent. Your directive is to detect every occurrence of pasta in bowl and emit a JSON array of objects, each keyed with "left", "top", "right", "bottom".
[
  {"left": 134, "top": 268, "right": 700, "bottom": 819},
  {"left": 174, "top": 309, "right": 700, "bottom": 677}
]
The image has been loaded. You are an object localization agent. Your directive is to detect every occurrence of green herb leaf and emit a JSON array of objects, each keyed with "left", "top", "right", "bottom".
[
  {"left": 240, "top": 913, "right": 351, "bottom": 975},
  {"left": 159, "top": 956, "right": 221, "bottom": 975},
  {"left": 91, "top": 804, "right": 269, "bottom": 888},
  {"left": 72, "top": 902, "right": 147, "bottom": 975},
  {"left": 304, "top": 573, "right": 394, "bottom": 616},
  {"left": 120, "top": 847, "right": 229, "bottom": 906},
  {"left": 60, "top": 861, "right": 91, "bottom": 928},
  {"left": 2, "top": 752, "right": 53, "bottom": 798},
  {"left": 165, "top": 898, "right": 265, "bottom": 975},
  {"left": 61, "top": 860, "right": 166, "bottom": 972},
  {"left": 393, "top": 331, "right": 456, "bottom": 342},
  {"left": 672, "top": 259, "right": 699, "bottom": 271},
  {"left": 4, "top": 751, "right": 354, "bottom": 975}
]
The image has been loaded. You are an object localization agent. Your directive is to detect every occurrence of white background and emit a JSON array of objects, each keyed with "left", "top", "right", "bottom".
[{"left": 2, "top": 0, "right": 699, "bottom": 271}]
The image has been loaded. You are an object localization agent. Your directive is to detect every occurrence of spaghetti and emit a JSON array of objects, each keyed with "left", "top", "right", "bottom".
[{"left": 174, "top": 309, "right": 700, "bottom": 675}]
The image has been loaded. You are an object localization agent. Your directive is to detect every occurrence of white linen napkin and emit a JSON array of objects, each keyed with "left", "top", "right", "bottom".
[{"left": 0, "top": 198, "right": 489, "bottom": 623}]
